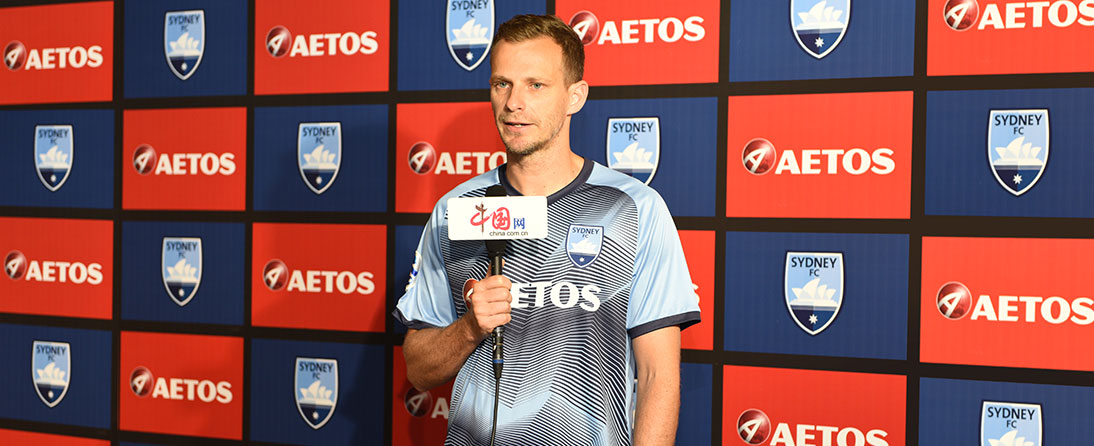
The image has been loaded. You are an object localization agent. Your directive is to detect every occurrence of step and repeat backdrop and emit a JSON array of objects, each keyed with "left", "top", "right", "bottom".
[{"left": 2, "top": 0, "right": 1093, "bottom": 445}]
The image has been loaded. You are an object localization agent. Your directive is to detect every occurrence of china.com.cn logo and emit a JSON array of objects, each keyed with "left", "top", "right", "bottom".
[{"left": 471, "top": 203, "right": 525, "bottom": 234}]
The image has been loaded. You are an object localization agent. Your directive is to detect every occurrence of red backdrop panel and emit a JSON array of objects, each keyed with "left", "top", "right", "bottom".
[
  {"left": 0, "top": 2, "right": 113, "bottom": 104},
  {"left": 252, "top": 222, "right": 387, "bottom": 332},
  {"left": 122, "top": 108, "right": 246, "bottom": 210},
  {"left": 726, "top": 91, "right": 913, "bottom": 219},
  {"left": 119, "top": 331, "right": 243, "bottom": 439},
  {"left": 922, "top": 236, "right": 1094, "bottom": 371},
  {"left": 0, "top": 217, "right": 112, "bottom": 319}
]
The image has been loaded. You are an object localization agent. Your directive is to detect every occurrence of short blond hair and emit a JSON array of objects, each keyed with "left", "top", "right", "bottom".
[{"left": 492, "top": 14, "right": 584, "bottom": 84}]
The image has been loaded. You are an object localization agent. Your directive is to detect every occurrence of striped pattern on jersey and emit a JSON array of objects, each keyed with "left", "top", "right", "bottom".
[
  {"left": 443, "top": 181, "right": 637, "bottom": 446},
  {"left": 396, "top": 160, "right": 701, "bottom": 446}
]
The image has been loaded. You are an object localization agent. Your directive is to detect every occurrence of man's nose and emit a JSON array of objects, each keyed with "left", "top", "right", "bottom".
[{"left": 505, "top": 87, "right": 525, "bottom": 112}]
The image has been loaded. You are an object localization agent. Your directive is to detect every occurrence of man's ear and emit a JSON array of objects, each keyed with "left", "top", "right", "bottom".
[{"left": 566, "top": 80, "right": 589, "bottom": 116}]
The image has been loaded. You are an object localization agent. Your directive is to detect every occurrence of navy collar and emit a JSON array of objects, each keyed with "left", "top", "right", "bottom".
[{"left": 498, "top": 158, "right": 593, "bottom": 204}]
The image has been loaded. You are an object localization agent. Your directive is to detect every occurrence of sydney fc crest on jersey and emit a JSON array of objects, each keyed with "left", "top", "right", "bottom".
[
  {"left": 982, "top": 401, "right": 1041, "bottom": 446},
  {"left": 298, "top": 122, "right": 342, "bottom": 195},
  {"left": 989, "top": 109, "right": 1048, "bottom": 196},
  {"left": 791, "top": 0, "right": 849, "bottom": 59},
  {"left": 607, "top": 117, "right": 660, "bottom": 185},
  {"left": 162, "top": 237, "right": 202, "bottom": 306},
  {"left": 296, "top": 357, "right": 338, "bottom": 430},
  {"left": 164, "top": 10, "right": 205, "bottom": 80},
  {"left": 32, "top": 340, "right": 70, "bottom": 408},
  {"left": 567, "top": 224, "right": 603, "bottom": 268},
  {"left": 34, "top": 125, "right": 73, "bottom": 192},
  {"left": 784, "top": 252, "right": 843, "bottom": 335},
  {"left": 446, "top": 0, "right": 493, "bottom": 71}
]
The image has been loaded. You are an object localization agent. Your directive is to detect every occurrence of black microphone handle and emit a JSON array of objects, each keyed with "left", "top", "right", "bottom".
[{"left": 490, "top": 252, "right": 504, "bottom": 380}]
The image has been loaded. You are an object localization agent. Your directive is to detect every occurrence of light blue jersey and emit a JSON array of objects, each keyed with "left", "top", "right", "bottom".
[{"left": 395, "top": 159, "right": 700, "bottom": 445}]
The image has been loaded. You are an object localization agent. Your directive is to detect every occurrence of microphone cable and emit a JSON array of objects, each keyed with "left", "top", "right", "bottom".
[{"left": 484, "top": 184, "right": 507, "bottom": 446}]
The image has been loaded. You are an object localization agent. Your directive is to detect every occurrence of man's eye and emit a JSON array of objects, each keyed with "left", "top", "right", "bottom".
[
  {"left": 495, "top": 81, "right": 509, "bottom": 88},
  {"left": 532, "top": 83, "right": 543, "bottom": 89}
]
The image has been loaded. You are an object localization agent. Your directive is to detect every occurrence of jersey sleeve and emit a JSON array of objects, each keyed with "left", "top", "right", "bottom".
[
  {"left": 393, "top": 206, "right": 457, "bottom": 330},
  {"left": 626, "top": 192, "right": 701, "bottom": 338}
]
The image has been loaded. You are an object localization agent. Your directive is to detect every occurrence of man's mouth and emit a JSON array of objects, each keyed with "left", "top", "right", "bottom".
[{"left": 502, "top": 119, "right": 532, "bottom": 128}]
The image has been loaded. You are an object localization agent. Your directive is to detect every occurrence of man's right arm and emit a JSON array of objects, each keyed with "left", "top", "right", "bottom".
[{"left": 402, "top": 275, "right": 513, "bottom": 391}]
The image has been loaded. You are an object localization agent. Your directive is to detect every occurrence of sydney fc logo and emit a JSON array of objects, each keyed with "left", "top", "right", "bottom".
[
  {"left": 791, "top": 0, "right": 849, "bottom": 59},
  {"left": 982, "top": 401, "right": 1041, "bottom": 446},
  {"left": 989, "top": 109, "right": 1048, "bottom": 196},
  {"left": 607, "top": 117, "right": 659, "bottom": 185},
  {"left": 164, "top": 10, "right": 205, "bottom": 80},
  {"left": 34, "top": 125, "right": 73, "bottom": 192},
  {"left": 298, "top": 122, "right": 342, "bottom": 195},
  {"left": 32, "top": 340, "right": 70, "bottom": 408},
  {"left": 446, "top": 0, "right": 493, "bottom": 71},
  {"left": 162, "top": 237, "right": 202, "bottom": 306},
  {"left": 296, "top": 357, "right": 338, "bottom": 430},
  {"left": 784, "top": 252, "right": 844, "bottom": 335},
  {"left": 566, "top": 224, "right": 603, "bottom": 268}
]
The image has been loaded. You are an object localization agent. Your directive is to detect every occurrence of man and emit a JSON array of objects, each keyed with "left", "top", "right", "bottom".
[{"left": 395, "top": 14, "right": 699, "bottom": 445}]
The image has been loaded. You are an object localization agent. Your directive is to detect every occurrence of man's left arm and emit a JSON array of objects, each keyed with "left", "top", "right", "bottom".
[{"left": 632, "top": 325, "right": 681, "bottom": 446}]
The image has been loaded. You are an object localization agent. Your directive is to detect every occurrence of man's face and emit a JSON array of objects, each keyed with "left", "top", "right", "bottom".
[{"left": 489, "top": 37, "right": 572, "bottom": 156}]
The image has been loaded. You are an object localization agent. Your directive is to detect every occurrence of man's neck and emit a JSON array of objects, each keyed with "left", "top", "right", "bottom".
[{"left": 505, "top": 147, "right": 585, "bottom": 197}]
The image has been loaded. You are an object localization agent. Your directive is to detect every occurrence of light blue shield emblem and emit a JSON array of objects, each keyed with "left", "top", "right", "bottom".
[
  {"left": 446, "top": 0, "right": 493, "bottom": 71},
  {"left": 989, "top": 109, "right": 1048, "bottom": 197},
  {"left": 298, "top": 122, "right": 342, "bottom": 195},
  {"left": 32, "top": 340, "right": 70, "bottom": 408},
  {"left": 791, "top": 0, "right": 849, "bottom": 59},
  {"left": 982, "top": 401, "right": 1041, "bottom": 446},
  {"left": 566, "top": 224, "right": 603, "bottom": 268},
  {"left": 784, "top": 252, "right": 843, "bottom": 335},
  {"left": 162, "top": 237, "right": 202, "bottom": 306},
  {"left": 607, "top": 117, "right": 659, "bottom": 185},
  {"left": 164, "top": 10, "right": 205, "bottom": 80},
  {"left": 34, "top": 124, "right": 73, "bottom": 192},
  {"left": 296, "top": 357, "right": 338, "bottom": 430}
]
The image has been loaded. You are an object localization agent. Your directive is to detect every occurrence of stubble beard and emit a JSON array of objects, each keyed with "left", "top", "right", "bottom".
[{"left": 500, "top": 117, "right": 564, "bottom": 158}]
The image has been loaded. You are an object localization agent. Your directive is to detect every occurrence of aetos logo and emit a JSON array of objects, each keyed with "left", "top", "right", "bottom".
[
  {"left": 4, "top": 249, "right": 103, "bottom": 285},
  {"left": 944, "top": 0, "right": 1094, "bottom": 31},
  {"left": 264, "top": 25, "right": 378, "bottom": 58},
  {"left": 569, "top": 11, "right": 600, "bottom": 45},
  {"left": 132, "top": 144, "right": 236, "bottom": 176},
  {"left": 735, "top": 408, "right": 890, "bottom": 446},
  {"left": 737, "top": 409, "right": 771, "bottom": 444},
  {"left": 129, "top": 366, "right": 233, "bottom": 404},
  {"left": 943, "top": 0, "right": 981, "bottom": 30},
  {"left": 741, "top": 138, "right": 895, "bottom": 176},
  {"left": 408, "top": 141, "right": 506, "bottom": 176},
  {"left": 3, "top": 39, "right": 103, "bottom": 71},
  {"left": 403, "top": 386, "right": 449, "bottom": 420},
  {"left": 262, "top": 259, "right": 375, "bottom": 295},
  {"left": 568, "top": 11, "right": 705, "bottom": 45},
  {"left": 4, "top": 250, "right": 27, "bottom": 280},
  {"left": 509, "top": 280, "right": 601, "bottom": 312},
  {"left": 936, "top": 281, "right": 973, "bottom": 319},
  {"left": 936, "top": 281, "right": 1094, "bottom": 325},
  {"left": 265, "top": 26, "right": 291, "bottom": 57},
  {"left": 4, "top": 41, "right": 26, "bottom": 70}
]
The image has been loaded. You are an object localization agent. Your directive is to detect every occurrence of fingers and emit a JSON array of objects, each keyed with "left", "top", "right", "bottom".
[{"left": 466, "top": 275, "right": 513, "bottom": 337}]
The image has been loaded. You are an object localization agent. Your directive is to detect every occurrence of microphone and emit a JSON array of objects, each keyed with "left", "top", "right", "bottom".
[
  {"left": 484, "top": 184, "right": 507, "bottom": 380},
  {"left": 446, "top": 184, "right": 548, "bottom": 375},
  {"left": 446, "top": 185, "right": 547, "bottom": 446}
]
